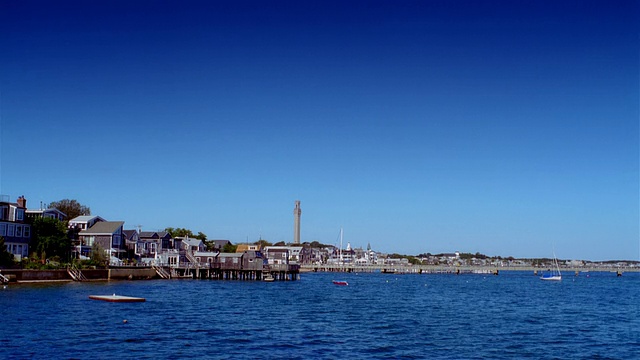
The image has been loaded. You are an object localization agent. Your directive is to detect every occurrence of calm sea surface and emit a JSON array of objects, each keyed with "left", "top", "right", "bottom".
[{"left": 1, "top": 271, "right": 638, "bottom": 359}]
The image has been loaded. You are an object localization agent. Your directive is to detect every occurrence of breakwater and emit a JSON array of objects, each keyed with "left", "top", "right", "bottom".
[
  {"left": 1, "top": 268, "right": 157, "bottom": 283},
  {"left": 301, "top": 264, "right": 639, "bottom": 274}
]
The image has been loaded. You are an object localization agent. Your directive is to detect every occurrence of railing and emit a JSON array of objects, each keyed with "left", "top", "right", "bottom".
[
  {"left": 152, "top": 264, "right": 171, "bottom": 279},
  {"left": 67, "top": 264, "right": 87, "bottom": 281},
  {"left": 185, "top": 252, "right": 199, "bottom": 268},
  {"left": 0, "top": 272, "right": 9, "bottom": 284}
]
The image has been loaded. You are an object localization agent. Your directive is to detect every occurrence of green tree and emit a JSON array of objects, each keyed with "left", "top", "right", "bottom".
[
  {"left": 222, "top": 243, "right": 237, "bottom": 253},
  {"left": 91, "top": 242, "right": 108, "bottom": 267},
  {"left": 254, "top": 239, "right": 272, "bottom": 248},
  {"left": 0, "top": 236, "right": 15, "bottom": 267},
  {"left": 165, "top": 227, "right": 195, "bottom": 238},
  {"left": 48, "top": 199, "right": 90, "bottom": 220},
  {"left": 195, "top": 232, "right": 207, "bottom": 241},
  {"left": 30, "top": 217, "right": 71, "bottom": 261}
]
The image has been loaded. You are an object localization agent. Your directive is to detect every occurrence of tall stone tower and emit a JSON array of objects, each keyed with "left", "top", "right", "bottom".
[{"left": 293, "top": 200, "right": 301, "bottom": 244}]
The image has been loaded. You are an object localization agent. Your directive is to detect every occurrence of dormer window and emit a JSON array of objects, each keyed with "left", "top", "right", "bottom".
[{"left": 16, "top": 209, "right": 24, "bottom": 221}]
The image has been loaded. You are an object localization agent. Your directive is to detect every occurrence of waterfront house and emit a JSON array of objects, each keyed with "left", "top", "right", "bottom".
[
  {"left": 181, "top": 238, "right": 206, "bottom": 252},
  {"left": 123, "top": 229, "right": 140, "bottom": 259},
  {"left": 193, "top": 251, "right": 219, "bottom": 267},
  {"left": 218, "top": 252, "right": 244, "bottom": 270},
  {"left": 241, "top": 250, "right": 264, "bottom": 271},
  {"left": 139, "top": 231, "right": 172, "bottom": 256},
  {"left": 0, "top": 195, "right": 31, "bottom": 260},
  {"left": 213, "top": 251, "right": 263, "bottom": 271},
  {"left": 78, "top": 221, "right": 125, "bottom": 262},
  {"left": 299, "top": 247, "right": 328, "bottom": 264},
  {"left": 264, "top": 246, "right": 289, "bottom": 265},
  {"left": 264, "top": 246, "right": 303, "bottom": 264},
  {"left": 153, "top": 249, "right": 180, "bottom": 267}
]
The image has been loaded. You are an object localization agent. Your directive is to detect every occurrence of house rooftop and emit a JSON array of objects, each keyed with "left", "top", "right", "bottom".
[
  {"left": 183, "top": 238, "right": 204, "bottom": 246},
  {"left": 26, "top": 208, "right": 67, "bottom": 216},
  {"left": 70, "top": 215, "right": 103, "bottom": 222},
  {"left": 80, "top": 221, "right": 124, "bottom": 234}
]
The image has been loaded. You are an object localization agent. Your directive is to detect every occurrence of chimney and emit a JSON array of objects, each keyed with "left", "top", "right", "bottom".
[{"left": 17, "top": 195, "right": 27, "bottom": 209}]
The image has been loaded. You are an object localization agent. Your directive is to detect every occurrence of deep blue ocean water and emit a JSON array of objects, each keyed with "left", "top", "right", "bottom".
[{"left": 1, "top": 271, "right": 638, "bottom": 359}]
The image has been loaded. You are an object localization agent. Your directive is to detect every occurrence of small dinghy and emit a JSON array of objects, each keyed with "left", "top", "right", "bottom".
[
  {"left": 89, "top": 294, "right": 146, "bottom": 302},
  {"left": 332, "top": 280, "right": 348, "bottom": 286}
]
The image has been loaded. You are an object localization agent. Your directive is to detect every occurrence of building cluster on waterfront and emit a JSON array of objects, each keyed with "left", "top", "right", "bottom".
[{"left": 2, "top": 195, "right": 638, "bottom": 273}]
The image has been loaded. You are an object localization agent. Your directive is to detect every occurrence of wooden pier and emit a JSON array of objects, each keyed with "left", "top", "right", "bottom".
[{"left": 161, "top": 263, "right": 300, "bottom": 281}]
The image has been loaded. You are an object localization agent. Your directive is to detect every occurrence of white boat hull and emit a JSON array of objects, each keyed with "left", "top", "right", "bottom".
[{"left": 540, "top": 275, "right": 562, "bottom": 281}]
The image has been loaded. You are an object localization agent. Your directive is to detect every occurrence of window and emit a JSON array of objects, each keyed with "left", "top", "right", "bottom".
[
  {"left": 8, "top": 225, "right": 14, "bottom": 237},
  {"left": 23, "top": 226, "right": 30, "bottom": 238},
  {"left": 15, "top": 226, "right": 22, "bottom": 237},
  {"left": 233, "top": 257, "right": 238, "bottom": 264},
  {"left": 16, "top": 209, "right": 24, "bottom": 221},
  {"left": 0, "top": 224, "right": 6, "bottom": 236}
]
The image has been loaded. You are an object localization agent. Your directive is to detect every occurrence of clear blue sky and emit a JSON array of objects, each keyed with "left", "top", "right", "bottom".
[{"left": 1, "top": 1, "right": 638, "bottom": 260}]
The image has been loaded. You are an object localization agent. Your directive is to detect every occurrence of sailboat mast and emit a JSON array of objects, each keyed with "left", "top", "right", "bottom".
[{"left": 339, "top": 227, "right": 343, "bottom": 267}]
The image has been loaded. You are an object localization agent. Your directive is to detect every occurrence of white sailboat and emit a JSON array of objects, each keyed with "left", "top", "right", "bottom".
[{"left": 540, "top": 252, "right": 562, "bottom": 281}]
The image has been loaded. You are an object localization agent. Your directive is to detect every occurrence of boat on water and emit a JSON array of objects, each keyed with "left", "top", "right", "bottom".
[
  {"left": 263, "top": 274, "right": 275, "bottom": 282},
  {"left": 89, "top": 294, "right": 146, "bottom": 302},
  {"left": 540, "top": 252, "right": 562, "bottom": 281},
  {"left": 332, "top": 280, "right": 348, "bottom": 286}
]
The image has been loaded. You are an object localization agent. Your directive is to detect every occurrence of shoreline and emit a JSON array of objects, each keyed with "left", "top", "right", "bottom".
[{"left": 2, "top": 267, "right": 634, "bottom": 285}]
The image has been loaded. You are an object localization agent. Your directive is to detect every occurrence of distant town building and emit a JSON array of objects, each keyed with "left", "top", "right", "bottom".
[
  {"left": 209, "top": 239, "right": 231, "bottom": 251},
  {"left": 236, "top": 244, "right": 260, "bottom": 252},
  {"left": 264, "top": 245, "right": 303, "bottom": 264}
]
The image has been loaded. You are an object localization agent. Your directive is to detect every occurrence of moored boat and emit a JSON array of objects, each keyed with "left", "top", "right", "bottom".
[
  {"left": 89, "top": 294, "right": 146, "bottom": 302},
  {"left": 540, "top": 251, "right": 562, "bottom": 281}
]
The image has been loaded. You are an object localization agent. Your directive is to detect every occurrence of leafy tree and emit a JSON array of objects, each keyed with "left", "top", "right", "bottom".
[
  {"left": 91, "top": 242, "right": 108, "bottom": 267},
  {"left": 308, "top": 241, "right": 330, "bottom": 248},
  {"left": 222, "top": 243, "right": 237, "bottom": 253},
  {"left": 165, "top": 228, "right": 207, "bottom": 241},
  {"left": 30, "top": 217, "right": 71, "bottom": 261},
  {"left": 254, "top": 239, "right": 272, "bottom": 248},
  {"left": 273, "top": 241, "right": 286, "bottom": 246},
  {"left": 48, "top": 199, "right": 90, "bottom": 220},
  {"left": 204, "top": 240, "right": 216, "bottom": 251},
  {"left": 0, "top": 236, "right": 15, "bottom": 267}
]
